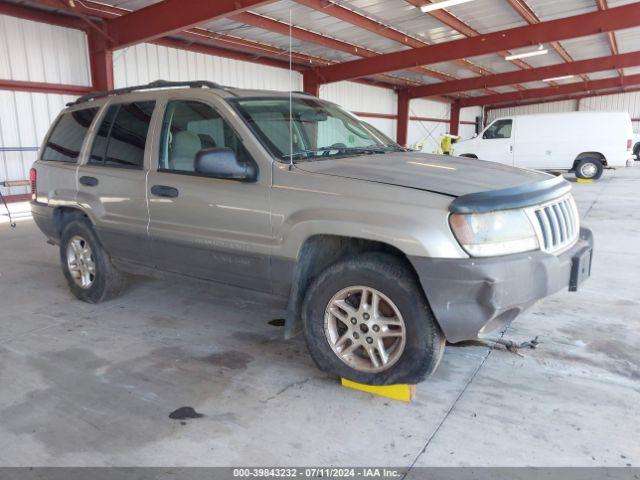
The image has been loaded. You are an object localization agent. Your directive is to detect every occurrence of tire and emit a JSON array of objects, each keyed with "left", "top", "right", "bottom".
[
  {"left": 59, "top": 218, "right": 126, "bottom": 303},
  {"left": 302, "top": 252, "right": 445, "bottom": 385},
  {"left": 575, "top": 158, "right": 603, "bottom": 180}
]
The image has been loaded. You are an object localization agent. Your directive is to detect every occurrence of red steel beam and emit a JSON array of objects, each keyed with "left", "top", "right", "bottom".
[
  {"left": 231, "top": 11, "right": 453, "bottom": 81},
  {"left": 596, "top": 0, "right": 623, "bottom": 79},
  {"left": 312, "top": 3, "right": 640, "bottom": 84},
  {"left": 408, "top": 51, "right": 640, "bottom": 98},
  {"left": 0, "top": 1, "right": 85, "bottom": 29},
  {"left": 24, "top": 0, "right": 414, "bottom": 89},
  {"left": 0, "top": 79, "right": 91, "bottom": 96},
  {"left": 505, "top": 0, "right": 588, "bottom": 82},
  {"left": 485, "top": 86, "right": 640, "bottom": 111},
  {"left": 406, "top": 0, "right": 533, "bottom": 87},
  {"left": 105, "top": 0, "right": 275, "bottom": 49},
  {"left": 450, "top": 102, "right": 460, "bottom": 136},
  {"left": 396, "top": 90, "right": 410, "bottom": 146},
  {"left": 294, "top": 0, "right": 494, "bottom": 86},
  {"left": 460, "top": 74, "right": 640, "bottom": 107}
]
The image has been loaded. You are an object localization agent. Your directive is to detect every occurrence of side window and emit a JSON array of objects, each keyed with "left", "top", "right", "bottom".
[
  {"left": 89, "top": 101, "right": 155, "bottom": 168},
  {"left": 159, "top": 100, "right": 252, "bottom": 173},
  {"left": 42, "top": 108, "right": 99, "bottom": 163},
  {"left": 483, "top": 119, "right": 513, "bottom": 140}
]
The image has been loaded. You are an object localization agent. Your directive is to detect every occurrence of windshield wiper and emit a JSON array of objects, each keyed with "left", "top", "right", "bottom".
[{"left": 288, "top": 145, "right": 385, "bottom": 161}]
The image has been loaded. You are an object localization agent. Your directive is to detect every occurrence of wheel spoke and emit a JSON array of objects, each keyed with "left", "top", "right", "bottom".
[
  {"left": 328, "top": 306, "right": 349, "bottom": 325},
  {"left": 380, "top": 329, "right": 403, "bottom": 338},
  {"left": 341, "top": 341, "right": 360, "bottom": 358},
  {"left": 371, "top": 291, "right": 381, "bottom": 318},
  {"left": 365, "top": 347, "right": 381, "bottom": 368},
  {"left": 375, "top": 338, "right": 389, "bottom": 365},
  {"left": 332, "top": 299, "right": 357, "bottom": 317},
  {"left": 359, "top": 287, "right": 370, "bottom": 312},
  {"left": 334, "top": 332, "right": 351, "bottom": 350}
]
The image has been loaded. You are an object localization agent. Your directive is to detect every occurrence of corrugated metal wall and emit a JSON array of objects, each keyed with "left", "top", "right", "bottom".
[
  {"left": 113, "top": 43, "right": 302, "bottom": 92},
  {"left": 0, "top": 14, "right": 89, "bottom": 195},
  {"left": 321, "top": 81, "right": 397, "bottom": 139},
  {"left": 488, "top": 92, "right": 640, "bottom": 132}
]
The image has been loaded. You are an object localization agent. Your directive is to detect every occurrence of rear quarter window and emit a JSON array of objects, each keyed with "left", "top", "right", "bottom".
[{"left": 41, "top": 108, "right": 99, "bottom": 163}]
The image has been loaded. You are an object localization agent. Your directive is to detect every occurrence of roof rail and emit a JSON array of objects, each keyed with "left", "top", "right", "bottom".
[{"left": 67, "top": 79, "right": 226, "bottom": 106}]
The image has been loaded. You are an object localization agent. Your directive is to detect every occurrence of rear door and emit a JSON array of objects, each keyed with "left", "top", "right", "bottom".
[
  {"left": 475, "top": 118, "right": 515, "bottom": 166},
  {"left": 77, "top": 99, "right": 157, "bottom": 262},
  {"left": 146, "top": 95, "right": 272, "bottom": 292}
]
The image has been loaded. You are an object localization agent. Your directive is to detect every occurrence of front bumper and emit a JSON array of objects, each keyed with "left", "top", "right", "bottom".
[{"left": 410, "top": 227, "right": 594, "bottom": 343}]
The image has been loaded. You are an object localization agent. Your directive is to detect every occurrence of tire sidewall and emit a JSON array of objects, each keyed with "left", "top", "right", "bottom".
[
  {"left": 302, "top": 255, "right": 442, "bottom": 385},
  {"left": 60, "top": 220, "right": 112, "bottom": 303}
]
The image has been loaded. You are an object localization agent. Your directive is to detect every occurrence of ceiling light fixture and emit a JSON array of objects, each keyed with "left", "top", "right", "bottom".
[
  {"left": 505, "top": 45, "right": 549, "bottom": 61},
  {"left": 542, "top": 75, "right": 576, "bottom": 82},
  {"left": 420, "top": 0, "right": 477, "bottom": 13}
]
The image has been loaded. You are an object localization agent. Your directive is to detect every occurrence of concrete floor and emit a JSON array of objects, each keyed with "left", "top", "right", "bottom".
[{"left": 0, "top": 168, "right": 639, "bottom": 468}]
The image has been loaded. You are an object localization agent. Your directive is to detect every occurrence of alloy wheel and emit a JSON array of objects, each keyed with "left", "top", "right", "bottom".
[{"left": 324, "top": 286, "right": 406, "bottom": 373}]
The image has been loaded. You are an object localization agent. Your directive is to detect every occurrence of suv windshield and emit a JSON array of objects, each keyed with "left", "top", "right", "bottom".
[{"left": 231, "top": 97, "right": 405, "bottom": 162}]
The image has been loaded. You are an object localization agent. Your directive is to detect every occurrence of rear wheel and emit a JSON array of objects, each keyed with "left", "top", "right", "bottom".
[
  {"left": 302, "top": 253, "right": 445, "bottom": 385},
  {"left": 60, "top": 219, "right": 126, "bottom": 303},
  {"left": 575, "top": 158, "right": 603, "bottom": 180}
]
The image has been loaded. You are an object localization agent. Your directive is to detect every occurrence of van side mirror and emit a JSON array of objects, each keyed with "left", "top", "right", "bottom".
[
  {"left": 195, "top": 148, "right": 258, "bottom": 182},
  {"left": 473, "top": 133, "right": 478, "bottom": 138}
]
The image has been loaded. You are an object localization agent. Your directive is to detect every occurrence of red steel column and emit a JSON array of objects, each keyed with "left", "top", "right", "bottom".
[
  {"left": 302, "top": 70, "right": 321, "bottom": 97},
  {"left": 88, "top": 29, "right": 114, "bottom": 91},
  {"left": 396, "top": 89, "right": 410, "bottom": 146},
  {"left": 450, "top": 101, "right": 460, "bottom": 136}
]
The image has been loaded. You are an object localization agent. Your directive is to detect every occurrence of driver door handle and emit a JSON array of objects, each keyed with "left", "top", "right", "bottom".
[{"left": 151, "top": 185, "right": 179, "bottom": 198}]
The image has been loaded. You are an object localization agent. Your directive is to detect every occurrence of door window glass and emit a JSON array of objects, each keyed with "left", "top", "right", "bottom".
[
  {"left": 42, "top": 108, "right": 99, "bottom": 163},
  {"left": 159, "top": 100, "right": 251, "bottom": 173},
  {"left": 483, "top": 119, "right": 512, "bottom": 139},
  {"left": 89, "top": 101, "right": 155, "bottom": 168}
]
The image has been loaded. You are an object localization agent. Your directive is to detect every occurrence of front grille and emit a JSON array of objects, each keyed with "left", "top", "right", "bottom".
[{"left": 527, "top": 194, "right": 580, "bottom": 254}]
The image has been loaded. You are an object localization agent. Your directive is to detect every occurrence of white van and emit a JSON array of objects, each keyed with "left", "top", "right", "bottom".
[{"left": 456, "top": 111, "right": 635, "bottom": 179}]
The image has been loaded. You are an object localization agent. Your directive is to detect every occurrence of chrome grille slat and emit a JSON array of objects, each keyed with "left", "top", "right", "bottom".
[{"left": 528, "top": 194, "right": 580, "bottom": 255}]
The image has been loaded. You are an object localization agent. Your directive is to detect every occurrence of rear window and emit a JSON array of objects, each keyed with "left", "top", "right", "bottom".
[
  {"left": 41, "top": 108, "right": 99, "bottom": 163},
  {"left": 89, "top": 101, "right": 155, "bottom": 169}
]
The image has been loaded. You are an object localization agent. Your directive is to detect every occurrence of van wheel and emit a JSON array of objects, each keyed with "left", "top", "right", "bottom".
[
  {"left": 575, "top": 158, "right": 603, "bottom": 180},
  {"left": 60, "top": 219, "right": 126, "bottom": 303},
  {"left": 302, "top": 253, "right": 445, "bottom": 385}
]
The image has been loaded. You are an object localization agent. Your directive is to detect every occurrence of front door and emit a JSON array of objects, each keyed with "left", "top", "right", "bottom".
[
  {"left": 475, "top": 118, "right": 515, "bottom": 166},
  {"left": 146, "top": 99, "right": 272, "bottom": 292},
  {"left": 77, "top": 100, "right": 156, "bottom": 262}
]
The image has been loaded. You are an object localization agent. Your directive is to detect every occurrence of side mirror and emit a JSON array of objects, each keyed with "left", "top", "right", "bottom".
[
  {"left": 473, "top": 133, "right": 478, "bottom": 138},
  {"left": 195, "top": 148, "right": 258, "bottom": 182}
]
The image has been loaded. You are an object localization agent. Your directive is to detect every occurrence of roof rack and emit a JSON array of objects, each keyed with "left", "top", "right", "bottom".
[{"left": 67, "top": 79, "right": 226, "bottom": 106}]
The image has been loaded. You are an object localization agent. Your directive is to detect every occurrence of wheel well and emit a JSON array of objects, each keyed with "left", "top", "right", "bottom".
[
  {"left": 573, "top": 152, "right": 607, "bottom": 170},
  {"left": 459, "top": 153, "right": 478, "bottom": 159},
  {"left": 52, "top": 207, "right": 91, "bottom": 238},
  {"left": 634, "top": 142, "right": 640, "bottom": 158},
  {"left": 284, "top": 235, "right": 420, "bottom": 338}
]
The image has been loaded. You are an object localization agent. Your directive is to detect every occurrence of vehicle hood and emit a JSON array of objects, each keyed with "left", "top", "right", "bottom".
[{"left": 294, "top": 151, "right": 550, "bottom": 197}]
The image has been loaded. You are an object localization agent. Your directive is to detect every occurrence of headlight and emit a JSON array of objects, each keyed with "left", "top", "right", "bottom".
[{"left": 449, "top": 209, "right": 539, "bottom": 257}]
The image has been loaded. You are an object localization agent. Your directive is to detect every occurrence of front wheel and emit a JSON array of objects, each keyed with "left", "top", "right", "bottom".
[
  {"left": 302, "top": 253, "right": 445, "bottom": 385},
  {"left": 575, "top": 158, "right": 604, "bottom": 180}
]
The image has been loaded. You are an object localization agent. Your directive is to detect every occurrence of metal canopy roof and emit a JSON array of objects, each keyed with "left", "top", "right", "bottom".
[{"left": 3, "top": 0, "right": 640, "bottom": 107}]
